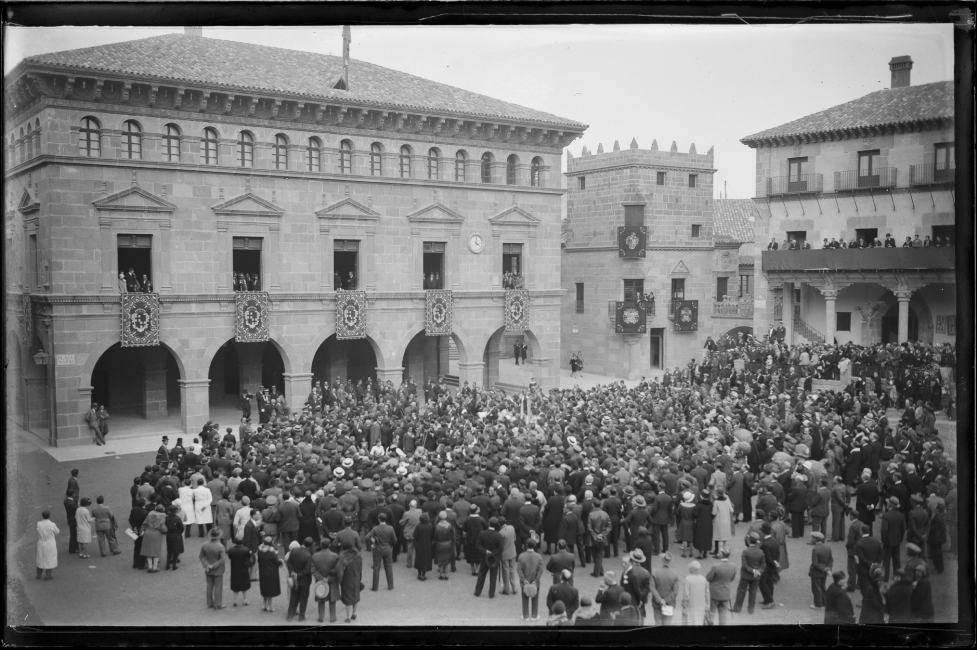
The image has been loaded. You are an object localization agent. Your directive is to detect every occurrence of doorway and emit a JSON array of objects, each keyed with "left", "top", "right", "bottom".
[
  {"left": 881, "top": 303, "right": 919, "bottom": 343},
  {"left": 650, "top": 328, "right": 664, "bottom": 369}
]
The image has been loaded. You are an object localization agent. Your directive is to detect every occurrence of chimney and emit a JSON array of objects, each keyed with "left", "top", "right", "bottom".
[
  {"left": 889, "top": 56, "right": 913, "bottom": 89},
  {"left": 185, "top": 27, "right": 203, "bottom": 37}
]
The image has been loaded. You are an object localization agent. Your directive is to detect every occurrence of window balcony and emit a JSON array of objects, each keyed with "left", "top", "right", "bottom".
[
  {"left": 910, "top": 163, "right": 955, "bottom": 186},
  {"left": 712, "top": 297, "right": 754, "bottom": 318},
  {"left": 762, "top": 247, "right": 954, "bottom": 273},
  {"left": 766, "top": 173, "right": 823, "bottom": 196},
  {"left": 834, "top": 168, "right": 898, "bottom": 191},
  {"left": 608, "top": 299, "right": 655, "bottom": 323}
]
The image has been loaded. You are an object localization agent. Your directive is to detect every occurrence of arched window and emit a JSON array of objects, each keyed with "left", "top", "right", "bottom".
[
  {"left": 79, "top": 117, "right": 101, "bottom": 157},
  {"left": 481, "top": 152, "right": 493, "bottom": 184},
  {"left": 308, "top": 137, "right": 322, "bottom": 172},
  {"left": 370, "top": 143, "right": 382, "bottom": 176},
  {"left": 122, "top": 120, "right": 142, "bottom": 160},
  {"left": 201, "top": 127, "right": 218, "bottom": 165},
  {"left": 237, "top": 131, "right": 254, "bottom": 168},
  {"left": 531, "top": 156, "right": 543, "bottom": 187},
  {"left": 163, "top": 124, "right": 181, "bottom": 162},
  {"left": 455, "top": 150, "right": 467, "bottom": 182},
  {"left": 400, "top": 145, "right": 412, "bottom": 178},
  {"left": 273, "top": 134, "right": 288, "bottom": 170},
  {"left": 428, "top": 148, "right": 441, "bottom": 180},
  {"left": 339, "top": 140, "right": 352, "bottom": 174},
  {"left": 506, "top": 154, "right": 519, "bottom": 185}
]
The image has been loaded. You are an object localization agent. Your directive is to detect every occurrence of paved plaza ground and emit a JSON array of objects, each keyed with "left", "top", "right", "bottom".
[{"left": 4, "top": 372, "right": 962, "bottom": 629}]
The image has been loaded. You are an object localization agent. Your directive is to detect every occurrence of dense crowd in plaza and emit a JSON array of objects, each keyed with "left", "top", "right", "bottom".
[{"left": 41, "top": 337, "right": 956, "bottom": 627}]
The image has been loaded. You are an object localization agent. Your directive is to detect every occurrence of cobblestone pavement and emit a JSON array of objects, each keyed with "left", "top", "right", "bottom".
[{"left": 5, "top": 410, "right": 960, "bottom": 628}]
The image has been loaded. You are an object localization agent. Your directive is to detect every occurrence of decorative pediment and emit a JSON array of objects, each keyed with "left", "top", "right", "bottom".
[
  {"left": 671, "top": 260, "right": 691, "bottom": 275},
  {"left": 93, "top": 185, "right": 176, "bottom": 213},
  {"left": 211, "top": 191, "right": 284, "bottom": 218},
  {"left": 17, "top": 187, "right": 39, "bottom": 214},
  {"left": 315, "top": 197, "right": 379, "bottom": 222},
  {"left": 488, "top": 206, "right": 541, "bottom": 227},
  {"left": 406, "top": 201, "right": 465, "bottom": 225}
]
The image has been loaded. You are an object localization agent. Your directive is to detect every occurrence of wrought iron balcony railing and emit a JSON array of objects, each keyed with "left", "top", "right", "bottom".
[
  {"left": 835, "top": 167, "right": 898, "bottom": 191},
  {"left": 909, "top": 162, "right": 955, "bottom": 186},
  {"left": 766, "top": 173, "right": 823, "bottom": 196}
]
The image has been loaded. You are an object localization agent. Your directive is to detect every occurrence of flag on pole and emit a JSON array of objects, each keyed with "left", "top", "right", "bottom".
[{"left": 342, "top": 25, "right": 351, "bottom": 89}]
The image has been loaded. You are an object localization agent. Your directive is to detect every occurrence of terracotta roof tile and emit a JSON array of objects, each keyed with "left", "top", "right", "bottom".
[
  {"left": 23, "top": 34, "right": 586, "bottom": 129},
  {"left": 713, "top": 199, "right": 756, "bottom": 245},
  {"left": 741, "top": 81, "right": 953, "bottom": 145}
]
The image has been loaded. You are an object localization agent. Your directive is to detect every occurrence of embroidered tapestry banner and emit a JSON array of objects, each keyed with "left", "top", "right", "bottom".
[
  {"left": 673, "top": 300, "right": 699, "bottom": 332},
  {"left": 121, "top": 293, "right": 160, "bottom": 347},
  {"left": 425, "top": 290, "right": 453, "bottom": 336},
  {"left": 336, "top": 290, "right": 367, "bottom": 340},
  {"left": 618, "top": 226, "right": 647, "bottom": 258},
  {"left": 615, "top": 301, "right": 647, "bottom": 333},
  {"left": 505, "top": 290, "right": 530, "bottom": 332},
  {"left": 235, "top": 291, "right": 270, "bottom": 342}
]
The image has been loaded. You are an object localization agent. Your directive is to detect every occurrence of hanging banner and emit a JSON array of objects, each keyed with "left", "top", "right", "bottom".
[
  {"left": 673, "top": 300, "right": 699, "bottom": 332},
  {"left": 121, "top": 293, "right": 160, "bottom": 347},
  {"left": 235, "top": 291, "right": 270, "bottom": 342},
  {"left": 618, "top": 226, "right": 647, "bottom": 258},
  {"left": 504, "top": 289, "right": 530, "bottom": 333},
  {"left": 336, "top": 290, "right": 367, "bottom": 340},
  {"left": 615, "top": 301, "right": 647, "bottom": 333},
  {"left": 425, "top": 289, "right": 453, "bottom": 336},
  {"left": 23, "top": 294, "right": 32, "bottom": 345}
]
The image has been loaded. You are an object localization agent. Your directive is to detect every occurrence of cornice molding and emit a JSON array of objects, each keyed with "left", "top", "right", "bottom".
[{"left": 30, "top": 289, "right": 567, "bottom": 305}]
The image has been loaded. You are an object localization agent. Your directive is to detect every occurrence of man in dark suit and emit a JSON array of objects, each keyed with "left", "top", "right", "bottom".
[
  {"left": 545, "top": 540, "right": 577, "bottom": 586},
  {"left": 310, "top": 539, "right": 340, "bottom": 623},
  {"left": 649, "top": 491, "right": 672, "bottom": 555},
  {"left": 595, "top": 571, "right": 626, "bottom": 624},
  {"left": 546, "top": 569, "right": 580, "bottom": 618},
  {"left": 758, "top": 523, "right": 781, "bottom": 609},
  {"left": 787, "top": 476, "right": 809, "bottom": 538},
  {"left": 855, "top": 469, "right": 879, "bottom": 535},
  {"left": 474, "top": 517, "right": 504, "bottom": 598},
  {"left": 621, "top": 549, "right": 651, "bottom": 623},
  {"left": 732, "top": 533, "right": 765, "bottom": 614},
  {"left": 808, "top": 532, "right": 833, "bottom": 608},
  {"left": 844, "top": 512, "right": 866, "bottom": 592},
  {"left": 278, "top": 492, "right": 301, "bottom": 550},
  {"left": 854, "top": 526, "right": 883, "bottom": 597},
  {"left": 879, "top": 496, "right": 906, "bottom": 581},
  {"left": 830, "top": 481, "right": 850, "bottom": 542},
  {"left": 199, "top": 528, "right": 227, "bottom": 609},
  {"left": 285, "top": 538, "right": 314, "bottom": 622},
  {"left": 366, "top": 513, "right": 398, "bottom": 591},
  {"left": 129, "top": 498, "right": 149, "bottom": 569},
  {"left": 706, "top": 548, "right": 738, "bottom": 625}
]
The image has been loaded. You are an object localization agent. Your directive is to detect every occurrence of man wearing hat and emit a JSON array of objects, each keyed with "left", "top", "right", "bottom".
[
  {"left": 906, "top": 494, "right": 930, "bottom": 558},
  {"left": 199, "top": 528, "right": 227, "bottom": 610},
  {"left": 623, "top": 495, "right": 652, "bottom": 553},
  {"left": 587, "top": 499, "right": 611, "bottom": 578},
  {"left": 854, "top": 524, "right": 883, "bottom": 597},
  {"left": 546, "top": 569, "right": 579, "bottom": 619},
  {"left": 854, "top": 469, "right": 879, "bottom": 535},
  {"left": 758, "top": 523, "right": 781, "bottom": 609},
  {"left": 621, "top": 550, "right": 651, "bottom": 624},
  {"left": 732, "top": 533, "right": 765, "bottom": 615},
  {"left": 879, "top": 496, "right": 906, "bottom": 582},
  {"left": 310, "top": 538, "right": 341, "bottom": 623},
  {"left": 705, "top": 548, "right": 737, "bottom": 624},
  {"left": 808, "top": 532, "right": 832, "bottom": 609},
  {"left": 649, "top": 552, "right": 679, "bottom": 625},
  {"left": 285, "top": 538, "right": 314, "bottom": 622},
  {"left": 546, "top": 540, "right": 577, "bottom": 587}
]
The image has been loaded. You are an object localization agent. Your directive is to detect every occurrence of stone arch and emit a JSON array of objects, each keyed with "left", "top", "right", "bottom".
[
  {"left": 391, "top": 322, "right": 471, "bottom": 370},
  {"left": 80, "top": 331, "right": 189, "bottom": 387},
  {"left": 303, "top": 324, "right": 391, "bottom": 374},
  {"left": 871, "top": 288, "right": 935, "bottom": 344}
]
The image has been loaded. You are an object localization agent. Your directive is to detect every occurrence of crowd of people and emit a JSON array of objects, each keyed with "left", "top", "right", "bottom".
[
  {"left": 44, "top": 335, "right": 956, "bottom": 626},
  {"left": 503, "top": 272, "right": 525, "bottom": 290},
  {"left": 118, "top": 268, "right": 153, "bottom": 293},
  {"left": 768, "top": 233, "right": 954, "bottom": 251}
]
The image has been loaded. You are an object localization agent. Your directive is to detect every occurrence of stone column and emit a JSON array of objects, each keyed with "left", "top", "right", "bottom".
[
  {"left": 375, "top": 366, "right": 404, "bottom": 389},
  {"left": 623, "top": 335, "right": 642, "bottom": 380},
  {"left": 139, "top": 347, "right": 169, "bottom": 419},
  {"left": 534, "top": 356, "right": 558, "bottom": 391},
  {"left": 179, "top": 378, "right": 211, "bottom": 434},
  {"left": 822, "top": 289, "right": 839, "bottom": 345},
  {"left": 283, "top": 372, "right": 313, "bottom": 413},
  {"left": 236, "top": 342, "right": 265, "bottom": 396},
  {"left": 782, "top": 282, "right": 794, "bottom": 344},
  {"left": 457, "top": 361, "right": 485, "bottom": 390},
  {"left": 895, "top": 290, "right": 913, "bottom": 343}
]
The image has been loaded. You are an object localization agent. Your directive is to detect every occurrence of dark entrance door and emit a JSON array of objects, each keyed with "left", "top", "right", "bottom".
[
  {"left": 650, "top": 328, "right": 664, "bottom": 369},
  {"left": 881, "top": 304, "right": 918, "bottom": 343}
]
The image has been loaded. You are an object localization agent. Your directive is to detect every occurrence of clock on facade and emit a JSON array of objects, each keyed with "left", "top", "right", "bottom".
[{"left": 468, "top": 234, "right": 485, "bottom": 254}]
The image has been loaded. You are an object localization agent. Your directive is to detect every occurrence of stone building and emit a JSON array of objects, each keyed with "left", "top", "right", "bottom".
[
  {"left": 742, "top": 57, "right": 956, "bottom": 347},
  {"left": 4, "top": 30, "right": 585, "bottom": 446},
  {"left": 560, "top": 139, "right": 755, "bottom": 379}
]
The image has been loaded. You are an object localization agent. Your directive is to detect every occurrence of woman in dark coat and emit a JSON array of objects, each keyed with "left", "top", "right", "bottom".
[
  {"left": 337, "top": 539, "right": 362, "bottom": 623},
  {"left": 858, "top": 568, "right": 886, "bottom": 624},
  {"left": 297, "top": 492, "right": 320, "bottom": 545},
  {"left": 164, "top": 505, "right": 184, "bottom": 570},
  {"left": 823, "top": 571, "right": 855, "bottom": 624},
  {"left": 675, "top": 491, "right": 696, "bottom": 557},
  {"left": 413, "top": 513, "right": 434, "bottom": 580},
  {"left": 691, "top": 490, "right": 714, "bottom": 560},
  {"left": 227, "top": 537, "right": 255, "bottom": 607},
  {"left": 257, "top": 536, "right": 282, "bottom": 612},
  {"left": 464, "top": 508, "right": 488, "bottom": 575},
  {"left": 433, "top": 511, "right": 454, "bottom": 580},
  {"left": 541, "top": 488, "right": 565, "bottom": 554}
]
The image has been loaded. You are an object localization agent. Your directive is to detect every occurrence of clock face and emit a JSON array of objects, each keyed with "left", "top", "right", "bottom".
[{"left": 468, "top": 234, "right": 484, "bottom": 254}]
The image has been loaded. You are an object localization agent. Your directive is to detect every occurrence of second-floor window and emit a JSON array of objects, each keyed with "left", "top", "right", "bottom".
[
  {"left": 370, "top": 143, "right": 382, "bottom": 176},
  {"left": 671, "top": 278, "right": 685, "bottom": 314},
  {"left": 232, "top": 237, "right": 262, "bottom": 291},
  {"left": 788, "top": 156, "right": 807, "bottom": 191},
  {"left": 423, "top": 242, "right": 446, "bottom": 289},
  {"left": 273, "top": 134, "right": 288, "bottom": 170},
  {"left": 339, "top": 140, "right": 352, "bottom": 173},
  {"left": 455, "top": 150, "right": 466, "bottom": 181},
  {"left": 308, "top": 137, "right": 321, "bottom": 172},
  {"left": 163, "top": 124, "right": 181, "bottom": 162},
  {"left": 716, "top": 277, "right": 729, "bottom": 301},
  {"left": 122, "top": 121, "right": 141, "bottom": 160},
  {"left": 506, "top": 155, "right": 518, "bottom": 185},
  {"left": 935, "top": 143, "right": 954, "bottom": 181},
  {"left": 624, "top": 279, "right": 644, "bottom": 302},
  {"left": 688, "top": 174, "right": 697, "bottom": 188},
  {"left": 400, "top": 145, "right": 411, "bottom": 178},
  {"left": 530, "top": 157, "right": 542, "bottom": 187},
  {"left": 201, "top": 128, "right": 218, "bottom": 165},
  {"left": 656, "top": 171, "right": 666, "bottom": 185},
  {"left": 428, "top": 148, "right": 440, "bottom": 180},
  {"left": 481, "top": 153, "right": 493, "bottom": 183},
  {"left": 334, "top": 239, "right": 359, "bottom": 290},
  {"left": 624, "top": 205, "right": 644, "bottom": 227},
  {"left": 576, "top": 282, "right": 585, "bottom": 313},
  {"left": 858, "top": 149, "right": 880, "bottom": 186},
  {"left": 739, "top": 274, "right": 753, "bottom": 297},
  {"left": 79, "top": 117, "right": 100, "bottom": 157}
]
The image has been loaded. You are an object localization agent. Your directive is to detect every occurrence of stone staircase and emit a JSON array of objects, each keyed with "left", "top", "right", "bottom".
[{"left": 793, "top": 317, "right": 825, "bottom": 345}]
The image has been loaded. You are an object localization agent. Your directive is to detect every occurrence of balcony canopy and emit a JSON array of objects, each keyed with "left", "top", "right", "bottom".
[{"left": 762, "top": 248, "right": 954, "bottom": 273}]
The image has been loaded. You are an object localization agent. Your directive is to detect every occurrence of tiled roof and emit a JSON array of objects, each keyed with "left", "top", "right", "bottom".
[
  {"left": 741, "top": 81, "right": 953, "bottom": 145},
  {"left": 738, "top": 254, "right": 755, "bottom": 266},
  {"left": 713, "top": 199, "right": 756, "bottom": 245},
  {"left": 21, "top": 34, "right": 586, "bottom": 129}
]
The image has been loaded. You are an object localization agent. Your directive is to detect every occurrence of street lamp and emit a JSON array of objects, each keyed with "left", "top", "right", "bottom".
[{"left": 33, "top": 350, "right": 50, "bottom": 366}]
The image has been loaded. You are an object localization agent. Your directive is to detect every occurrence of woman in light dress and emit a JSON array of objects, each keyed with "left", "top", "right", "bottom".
[
  {"left": 75, "top": 497, "right": 94, "bottom": 558},
  {"left": 36, "top": 511, "right": 60, "bottom": 579},
  {"left": 178, "top": 479, "right": 197, "bottom": 538},
  {"left": 710, "top": 486, "right": 734, "bottom": 557},
  {"left": 192, "top": 477, "right": 214, "bottom": 537}
]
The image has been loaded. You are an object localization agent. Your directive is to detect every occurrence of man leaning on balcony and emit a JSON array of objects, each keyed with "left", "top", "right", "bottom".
[
  {"left": 884, "top": 234, "right": 896, "bottom": 248},
  {"left": 767, "top": 238, "right": 779, "bottom": 251}
]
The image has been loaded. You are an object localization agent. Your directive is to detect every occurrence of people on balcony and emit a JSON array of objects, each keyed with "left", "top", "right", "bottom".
[
  {"left": 922, "top": 236, "right": 932, "bottom": 247},
  {"left": 884, "top": 234, "right": 897, "bottom": 248},
  {"left": 767, "top": 238, "right": 779, "bottom": 251},
  {"left": 503, "top": 272, "right": 525, "bottom": 290},
  {"left": 912, "top": 235, "right": 923, "bottom": 248},
  {"left": 902, "top": 237, "right": 913, "bottom": 248},
  {"left": 423, "top": 273, "right": 443, "bottom": 290},
  {"left": 233, "top": 272, "right": 262, "bottom": 292}
]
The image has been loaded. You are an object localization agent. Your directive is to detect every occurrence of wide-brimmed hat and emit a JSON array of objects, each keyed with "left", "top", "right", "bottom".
[
  {"left": 567, "top": 436, "right": 578, "bottom": 446},
  {"left": 342, "top": 458, "right": 354, "bottom": 468},
  {"left": 682, "top": 492, "right": 694, "bottom": 503},
  {"left": 633, "top": 495, "right": 647, "bottom": 508},
  {"left": 630, "top": 549, "right": 646, "bottom": 564},
  {"left": 888, "top": 496, "right": 900, "bottom": 507},
  {"left": 333, "top": 468, "right": 345, "bottom": 479},
  {"left": 265, "top": 495, "right": 278, "bottom": 505}
]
